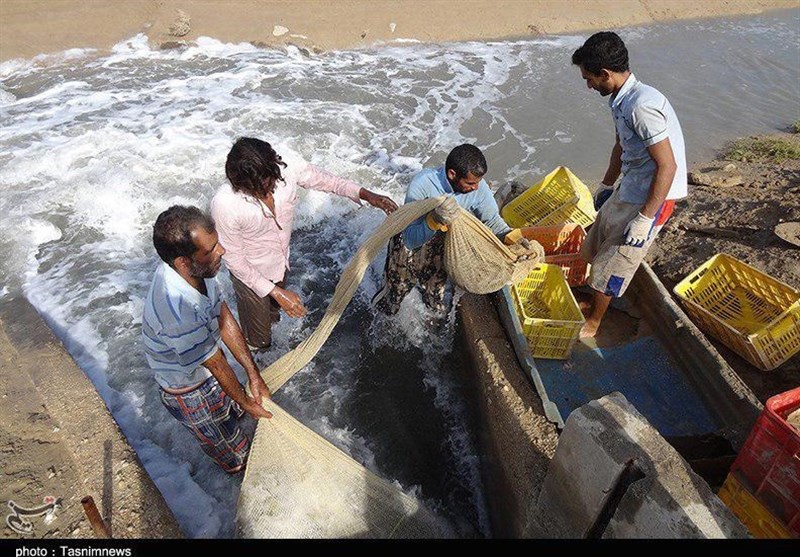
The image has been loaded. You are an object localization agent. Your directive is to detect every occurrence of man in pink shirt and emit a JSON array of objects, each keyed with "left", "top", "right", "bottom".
[{"left": 211, "top": 137, "right": 397, "bottom": 351}]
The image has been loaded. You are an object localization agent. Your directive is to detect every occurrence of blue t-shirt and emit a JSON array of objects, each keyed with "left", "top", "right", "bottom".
[{"left": 141, "top": 262, "right": 222, "bottom": 389}]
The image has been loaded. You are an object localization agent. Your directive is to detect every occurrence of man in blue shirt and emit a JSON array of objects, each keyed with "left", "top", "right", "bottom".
[
  {"left": 373, "top": 144, "right": 526, "bottom": 315},
  {"left": 142, "top": 205, "right": 271, "bottom": 473},
  {"left": 572, "top": 32, "right": 687, "bottom": 338}
]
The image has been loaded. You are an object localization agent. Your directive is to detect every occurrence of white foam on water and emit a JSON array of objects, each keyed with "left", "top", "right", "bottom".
[
  {"left": 25, "top": 217, "right": 62, "bottom": 247},
  {"left": 1, "top": 10, "right": 797, "bottom": 537},
  {"left": 0, "top": 47, "right": 97, "bottom": 79},
  {"left": 0, "top": 87, "right": 16, "bottom": 105}
]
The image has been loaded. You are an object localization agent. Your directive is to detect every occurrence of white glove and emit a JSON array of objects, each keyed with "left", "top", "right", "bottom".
[
  {"left": 623, "top": 212, "right": 655, "bottom": 248},
  {"left": 503, "top": 228, "right": 531, "bottom": 250},
  {"left": 593, "top": 183, "right": 615, "bottom": 210}
]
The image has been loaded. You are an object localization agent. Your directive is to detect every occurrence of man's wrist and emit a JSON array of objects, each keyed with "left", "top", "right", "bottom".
[
  {"left": 227, "top": 382, "right": 248, "bottom": 404},
  {"left": 244, "top": 364, "right": 261, "bottom": 378}
]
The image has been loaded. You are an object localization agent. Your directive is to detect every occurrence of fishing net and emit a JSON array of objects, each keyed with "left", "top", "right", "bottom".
[{"left": 237, "top": 196, "right": 543, "bottom": 538}]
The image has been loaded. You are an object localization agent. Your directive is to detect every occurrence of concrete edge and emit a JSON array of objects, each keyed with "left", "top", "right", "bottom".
[{"left": 0, "top": 296, "right": 182, "bottom": 539}]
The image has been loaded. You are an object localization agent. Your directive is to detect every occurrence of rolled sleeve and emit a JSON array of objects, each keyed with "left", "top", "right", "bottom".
[
  {"left": 298, "top": 162, "right": 363, "bottom": 204},
  {"left": 632, "top": 104, "right": 669, "bottom": 147}
]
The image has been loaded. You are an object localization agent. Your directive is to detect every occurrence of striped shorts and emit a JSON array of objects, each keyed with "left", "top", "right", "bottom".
[{"left": 160, "top": 376, "right": 250, "bottom": 473}]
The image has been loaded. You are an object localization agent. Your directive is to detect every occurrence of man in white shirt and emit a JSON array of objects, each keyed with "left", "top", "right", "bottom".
[{"left": 572, "top": 32, "right": 688, "bottom": 338}]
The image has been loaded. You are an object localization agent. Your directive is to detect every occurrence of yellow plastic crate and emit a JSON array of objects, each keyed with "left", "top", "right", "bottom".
[
  {"left": 673, "top": 253, "right": 800, "bottom": 371},
  {"left": 719, "top": 473, "right": 793, "bottom": 539},
  {"left": 501, "top": 166, "right": 597, "bottom": 228},
  {"left": 510, "top": 264, "right": 585, "bottom": 360}
]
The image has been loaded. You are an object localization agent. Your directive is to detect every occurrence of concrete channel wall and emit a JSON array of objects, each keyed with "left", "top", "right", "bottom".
[
  {"left": 457, "top": 293, "right": 560, "bottom": 538},
  {"left": 0, "top": 296, "right": 181, "bottom": 539}
]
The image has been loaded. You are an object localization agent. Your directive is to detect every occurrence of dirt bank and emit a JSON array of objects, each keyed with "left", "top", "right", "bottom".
[
  {"left": 648, "top": 131, "right": 800, "bottom": 402},
  {"left": 1, "top": 0, "right": 797, "bottom": 62}
]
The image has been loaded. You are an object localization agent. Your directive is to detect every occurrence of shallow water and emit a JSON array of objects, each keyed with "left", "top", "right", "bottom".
[{"left": 0, "top": 9, "right": 798, "bottom": 537}]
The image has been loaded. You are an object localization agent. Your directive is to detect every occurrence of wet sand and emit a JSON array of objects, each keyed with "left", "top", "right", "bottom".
[
  {"left": 0, "top": 297, "right": 181, "bottom": 539},
  {"left": 1, "top": 0, "right": 797, "bottom": 62}
]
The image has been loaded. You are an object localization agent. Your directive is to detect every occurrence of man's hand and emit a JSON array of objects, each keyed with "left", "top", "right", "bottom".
[
  {"left": 243, "top": 396, "right": 273, "bottom": 419},
  {"left": 201, "top": 348, "right": 273, "bottom": 420},
  {"left": 270, "top": 286, "right": 307, "bottom": 318},
  {"left": 426, "top": 196, "right": 460, "bottom": 232},
  {"left": 359, "top": 188, "right": 398, "bottom": 214},
  {"left": 593, "top": 183, "right": 615, "bottom": 210},
  {"left": 623, "top": 212, "right": 655, "bottom": 247},
  {"left": 248, "top": 374, "right": 271, "bottom": 405},
  {"left": 503, "top": 228, "right": 531, "bottom": 250}
]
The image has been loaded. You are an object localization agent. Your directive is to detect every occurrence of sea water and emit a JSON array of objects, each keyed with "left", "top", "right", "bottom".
[{"left": 1, "top": 9, "right": 797, "bottom": 537}]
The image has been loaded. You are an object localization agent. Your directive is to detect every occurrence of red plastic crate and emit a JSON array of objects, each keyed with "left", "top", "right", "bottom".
[
  {"left": 521, "top": 224, "right": 589, "bottom": 286},
  {"left": 729, "top": 386, "right": 800, "bottom": 537}
]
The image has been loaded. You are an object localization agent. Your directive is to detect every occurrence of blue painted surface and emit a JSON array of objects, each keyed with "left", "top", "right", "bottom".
[{"left": 536, "top": 336, "right": 720, "bottom": 437}]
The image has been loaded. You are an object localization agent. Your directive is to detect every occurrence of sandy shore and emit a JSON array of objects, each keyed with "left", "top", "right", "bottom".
[{"left": 1, "top": 0, "right": 797, "bottom": 62}]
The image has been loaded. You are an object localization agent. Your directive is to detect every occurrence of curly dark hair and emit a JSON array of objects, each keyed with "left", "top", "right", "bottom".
[
  {"left": 152, "top": 205, "right": 215, "bottom": 266},
  {"left": 225, "top": 137, "right": 288, "bottom": 198},
  {"left": 572, "top": 31, "right": 629, "bottom": 75}
]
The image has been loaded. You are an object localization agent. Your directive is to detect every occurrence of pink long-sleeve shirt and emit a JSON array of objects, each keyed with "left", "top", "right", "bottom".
[{"left": 210, "top": 150, "right": 362, "bottom": 298}]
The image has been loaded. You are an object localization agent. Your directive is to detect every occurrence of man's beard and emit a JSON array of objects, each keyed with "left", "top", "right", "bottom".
[{"left": 189, "top": 258, "right": 219, "bottom": 279}]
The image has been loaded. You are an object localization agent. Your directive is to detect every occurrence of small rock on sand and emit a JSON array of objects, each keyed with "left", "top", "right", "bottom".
[
  {"left": 273, "top": 25, "right": 289, "bottom": 37},
  {"left": 160, "top": 41, "right": 187, "bottom": 50},
  {"left": 774, "top": 222, "right": 800, "bottom": 248},
  {"left": 688, "top": 170, "right": 744, "bottom": 188},
  {"left": 169, "top": 9, "right": 191, "bottom": 38}
]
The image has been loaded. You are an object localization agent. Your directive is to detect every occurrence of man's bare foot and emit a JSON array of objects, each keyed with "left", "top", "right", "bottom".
[{"left": 580, "top": 320, "right": 600, "bottom": 338}]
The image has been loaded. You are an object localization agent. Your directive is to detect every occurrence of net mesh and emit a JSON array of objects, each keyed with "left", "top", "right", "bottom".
[{"left": 237, "top": 196, "right": 543, "bottom": 538}]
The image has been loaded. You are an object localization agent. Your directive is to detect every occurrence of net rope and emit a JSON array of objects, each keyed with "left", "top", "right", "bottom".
[{"left": 237, "top": 196, "right": 543, "bottom": 538}]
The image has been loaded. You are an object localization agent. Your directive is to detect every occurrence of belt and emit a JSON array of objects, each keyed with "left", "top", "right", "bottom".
[{"left": 161, "top": 377, "right": 208, "bottom": 395}]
